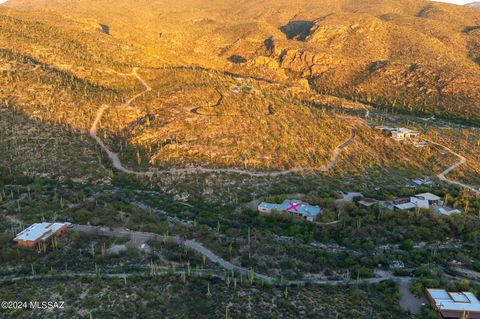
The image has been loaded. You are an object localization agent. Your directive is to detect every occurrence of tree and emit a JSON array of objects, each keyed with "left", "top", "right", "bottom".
[{"left": 400, "top": 239, "right": 415, "bottom": 251}]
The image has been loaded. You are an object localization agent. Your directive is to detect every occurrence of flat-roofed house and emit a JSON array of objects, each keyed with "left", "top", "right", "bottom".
[
  {"left": 14, "top": 223, "right": 68, "bottom": 248},
  {"left": 391, "top": 128, "right": 419, "bottom": 141},
  {"left": 426, "top": 288, "right": 480, "bottom": 318},
  {"left": 393, "top": 196, "right": 430, "bottom": 211},
  {"left": 393, "top": 197, "right": 427, "bottom": 211},
  {"left": 258, "top": 200, "right": 322, "bottom": 222},
  {"left": 416, "top": 193, "right": 443, "bottom": 206},
  {"left": 394, "top": 201, "right": 418, "bottom": 211},
  {"left": 410, "top": 196, "right": 430, "bottom": 209}
]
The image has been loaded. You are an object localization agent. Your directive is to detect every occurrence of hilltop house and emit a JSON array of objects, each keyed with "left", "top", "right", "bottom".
[
  {"left": 391, "top": 192, "right": 444, "bottom": 211},
  {"left": 393, "top": 197, "right": 429, "bottom": 211},
  {"left": 410, "top": 196, "right": 430, "bottom": 209},
  {"left": 415, "top": 193, "right": 442, "bottom": 206},
  {"left": 337, "top": 191, "right": 460, "bottom": 216},
  {"left": 14, "top": 223, "right": 69, "bottom": 248},
  {"left": 391, "top": 128, "right": 419, "bottom": 141},
  {"left": 376, "top": 126, "right": 419, "bottom": 141},
  {"left": 426, "top": 288, "right": 480, "bottom": 319},
  {"left": 258, "top": 200, "right": 321, "bottom": 222}
]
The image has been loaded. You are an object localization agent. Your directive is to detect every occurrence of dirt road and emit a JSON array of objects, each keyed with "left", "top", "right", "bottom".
[
  {"left": 73, "top": 224, "right": 398, "bottom": 286},
  {"left": 90, "top": 68, "right": 478, "bottom": 193},
  {"left": 89, "top": 68, "right": 357, "bottom": 177},
  {"left": 89, "top": 68, "right": 154, "bottom": 176},
  {"left": 399, "top": 277, "right": 425, "bottom": 315},
  {"left": 426, "top": 139, "right": 479, "bottom": 195}
]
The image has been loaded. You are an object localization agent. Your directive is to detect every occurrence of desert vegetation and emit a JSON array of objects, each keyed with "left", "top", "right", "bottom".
[
  {"left": 0, "top": 1, "right": 478, "bottom": 183},
  {"left": 0, "top": 274, "right": 406, "bottom": 318},
  {"left": 0, "top": 0, "right": 479, "bottom": 317}
]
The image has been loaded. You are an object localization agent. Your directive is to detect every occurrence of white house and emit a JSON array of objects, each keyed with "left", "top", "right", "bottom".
[
  {"left": 376, "top": 126, "right": 419, "bottom": 141},
  {"left": 390, "top": 128, "right": 419, "bottom": 141},
  {"left": 391, "top": 193, "right": 462, "bottom": 216},
  {"left": 416, "top": 193, "right": 443, "bottom": 206},
  {"left": 410, "top": 196, "right": 430, "bottom": 209},
  {"left": 393, "top": 201, "right": 417, "bottom": 211},
  {"left": 426, "top": 289, "right": 480, "bottom": 319},
  {"left": 393, "top": 196, "right": 429, "bottom": 211}
]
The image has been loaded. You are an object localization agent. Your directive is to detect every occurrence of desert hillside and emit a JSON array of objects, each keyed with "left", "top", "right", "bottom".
[
  {"left": 0, "top": 6, "right": 461, "bottom": 177},
  {"left": 1, "top": 3, "right": 480, "bottom": 318},
  {"left": 3, "top": 0, "right": 480, "bottom": 123},
  {"left": 0, "top": 0, "right": 479, "bottom": 185}
]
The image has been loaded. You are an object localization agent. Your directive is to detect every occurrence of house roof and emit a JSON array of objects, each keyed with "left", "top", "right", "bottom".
[
  {"left": 15, "top": 223, "right": 66, "bottom": 242},
  {"left": 376, "top": 126, "right": 418, "bottom": 134},
  {"left": 394, "top": 128, "right": 418, "bottom": 134},
  {"left": 427, "top": 289, "right": 480, "bottom": 313},
  {"left": 416, "top": 193, "right": 441, "bottom": 201},
  {"left": 259, "top": 200, "right": 321, "bottom": 217},
  {"left": 410, "top": 197, "right": 430, "bottom": 209},
  {"left": 259, "top": 202, "right": 280, "bottom": 212},
  {"left": 358, "top": 198, "right": 378, "bottom": 206},
  {"left": 393, "top": 197, "right": 411, "bottom": 205},
  {"left": 393, "top": 196, "right": 430, "bottom": 210},
  {"left": 435, "top": 207, "right": 462, "bottom": 216},
  {"left": 394, "top": 202, "right": 417, "bottom": 210},
  {"left": 412, "top": 179, "right": 425, "bottom": 185}
]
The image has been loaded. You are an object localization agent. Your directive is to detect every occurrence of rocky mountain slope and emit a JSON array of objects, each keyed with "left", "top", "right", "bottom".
[
  {"left": 467, "top": 2, "right": 480, "bottom": 8},
  {"left": 4, "top": 0, "right": 479, "bottom": 123},
  {"left": 0, "top": 0, "right": 478, "bottom": 181}
]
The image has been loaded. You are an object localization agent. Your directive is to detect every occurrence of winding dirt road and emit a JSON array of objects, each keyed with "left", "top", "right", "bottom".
[
  {"left": 426, "top": 139, "right": 479, "bottom": 195},
  {"left": 89, "top": 68, "right": 357, "bottom": 177},
  {"left": 190, "top": 88, "right": 224, "bottom": 116},
  {"left": 89, "top": 68, "right": 152, "bottom": 176},
  {"left": 91, "top": 67, "right": 477, "bottom": 193},
  {"left": 72, "top": 224, "right": 395, "bottom": 286}
]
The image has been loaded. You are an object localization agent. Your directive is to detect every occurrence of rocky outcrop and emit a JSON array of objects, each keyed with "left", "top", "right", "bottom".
[
  {"left": 306, "top": 13, "right": 390, "bottom": 60},
  {"left": 252, "top": 13, "right": 391, "bottom": 78}
]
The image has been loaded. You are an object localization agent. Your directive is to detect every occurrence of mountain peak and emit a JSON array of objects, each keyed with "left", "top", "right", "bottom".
[{"left": 466, "top": 1, "right": 480, "bottom": 8}]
